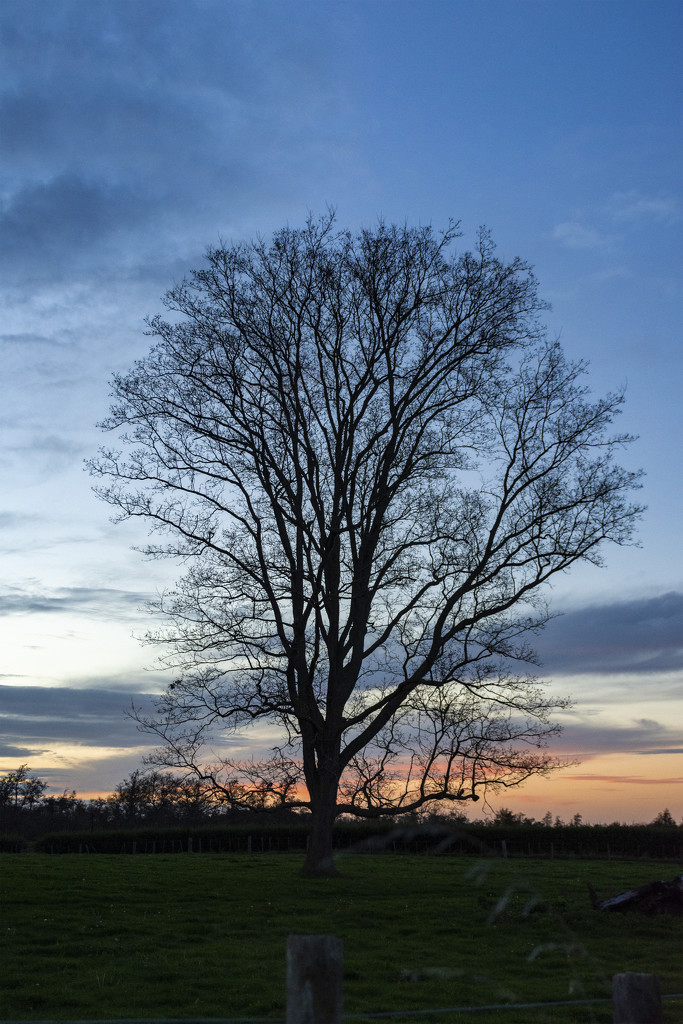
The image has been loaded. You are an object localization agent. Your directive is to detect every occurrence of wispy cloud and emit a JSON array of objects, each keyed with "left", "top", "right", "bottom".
[
  {"left": 534, "top": 592, "right": 683, "bottom": 676},
  {"left": 552, "top": 188, "right": 680, "bottom": 254},
  {"left": 0, "top": 333, "right": 62, "bottom": 347},
  {"left": 0, "top": 743, "right": 39, "bottom": 758},
  {"left": 552, "top": 221, "right": 608, "bottom": 250},
  {"left": 0, "top": 511, "right": 42, "bottom": 531},
  {"left": 3, "top": 432, "right": 86, "bottom": 465},
  {"left": 0, "top": 175, "right": 153, "bottom": 283},
  {"left": 0, "top": 683, "right": 277, "bottom": 769},
  {"left": 608, "top": 190, "right": 680, "bottom": 224},
  {"left": 0, "top": 585, "right": 150, "bottom": 620},
  {"left": 555, "top": 713, "right": 683, "bottom": 760},
  {"left": 562, "top": 773, "right": 683, "bottom": 786},
  {"left": 0, "top": 2, "right": 344, "bottom": 289},
  {"left": 0, "top": 684, "right": 159, "bottom": 749}
]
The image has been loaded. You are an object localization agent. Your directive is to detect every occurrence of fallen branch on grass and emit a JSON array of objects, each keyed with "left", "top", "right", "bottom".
[{"left": 588, "top": 875, "right": 683, "bottom": 915}]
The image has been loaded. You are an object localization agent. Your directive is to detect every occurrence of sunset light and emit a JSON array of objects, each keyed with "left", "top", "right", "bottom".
[{"left": 1, "top": 1, "right": 681, "bottom": 831}]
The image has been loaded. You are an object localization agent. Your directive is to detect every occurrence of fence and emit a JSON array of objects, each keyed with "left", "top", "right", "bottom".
[
  {"left": 284, "top": 935, "right": 678, "bottom": 1022},
  {"left": 27, "top": 822, "right": 683, "bottom": 860},
  {"left": 3, "top": 935, "right": 681, "bottom": 1024}
]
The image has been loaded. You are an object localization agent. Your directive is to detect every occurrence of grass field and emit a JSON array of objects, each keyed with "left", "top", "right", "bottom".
[{"left": 1, "top": 852, "right": 682, "bottom": 1023}]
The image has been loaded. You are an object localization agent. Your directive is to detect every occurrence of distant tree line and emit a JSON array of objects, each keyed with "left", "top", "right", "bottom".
[
  {"left": 489, "top": 807, "right": 678, "bottom": 828},
  {"left": 0, "top": 765, "right": 239, "bottom": 841},
  {"left": 1, "top": 766, "right": 680, "bottom": 848}
]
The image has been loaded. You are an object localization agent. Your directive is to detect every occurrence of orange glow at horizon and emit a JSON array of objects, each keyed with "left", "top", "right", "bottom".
[
  {"left": 9, "top": 746, "right": 680, "bottom": 825},
  {"left": 490, "top": 752, "right": 683, "bottom": 824}
]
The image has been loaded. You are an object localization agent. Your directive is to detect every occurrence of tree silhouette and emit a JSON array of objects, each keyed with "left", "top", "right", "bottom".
[
  {"left": 0, "top": 765, "right": 46, "bottom": 808},
  {"left": 92, "top": 215, "right": 642, "bottom": 874},
  {"left": 651, "top": 808, "right": 677, "bottom": 827}
]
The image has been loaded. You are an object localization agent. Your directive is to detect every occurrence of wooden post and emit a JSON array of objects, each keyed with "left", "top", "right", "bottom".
[
  {"left": 287, "top": 935, "right": 342, "bottom": 1024},
  {"left": 613, "top": 973, "right": 662, "bottom": 1023}
]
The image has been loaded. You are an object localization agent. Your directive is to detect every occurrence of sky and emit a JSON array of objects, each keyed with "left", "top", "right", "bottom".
[{"left": 1, "top": 0, "right": 681, "bottom": 823}]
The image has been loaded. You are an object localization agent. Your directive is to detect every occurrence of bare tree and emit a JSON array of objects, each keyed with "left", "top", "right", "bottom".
[
  {"left": 91, "top": 215, "right": 641, "bottom": 875},
  {"left": 109, "top": 768, "right": 219, "bottom": 822},
  {"left": 0, "top": 765, "right": 47, "bottom": 808}
]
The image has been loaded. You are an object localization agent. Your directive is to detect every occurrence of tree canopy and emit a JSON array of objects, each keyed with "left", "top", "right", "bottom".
[{"left": 92, "top": 215, "right": 642, "bottom": 874}]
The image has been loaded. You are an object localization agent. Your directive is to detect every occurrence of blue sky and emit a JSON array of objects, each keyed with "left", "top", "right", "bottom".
[{"left": 1, "top": 0, "right": 681, "bottom": 820}]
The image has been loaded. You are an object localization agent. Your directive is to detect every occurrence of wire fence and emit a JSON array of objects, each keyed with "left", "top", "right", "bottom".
[
  {"left": 3, "top": 933, "right": 680, "bottom": 1024},
  {"left": 4, "top": 988, "right": 683, "bottom": 1023},
  {"left": 5, "top": 996, "right": 683, "bottom": 1023}
]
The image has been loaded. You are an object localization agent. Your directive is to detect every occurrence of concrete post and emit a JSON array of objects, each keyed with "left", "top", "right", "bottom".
[
  {"left": 286, "top": 935, "right": 343, "bottom": 1024},
  {"left": 613, "top": 972, "right": 662, "bottom": 1024}
]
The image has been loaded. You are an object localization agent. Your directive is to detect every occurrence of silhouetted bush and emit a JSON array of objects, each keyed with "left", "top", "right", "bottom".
[
  {"left": 0, "top": 832, "right": 30, "bottom": 853},
  {"left": 29, "top": 820, "right": 683, "bottom": 859}
]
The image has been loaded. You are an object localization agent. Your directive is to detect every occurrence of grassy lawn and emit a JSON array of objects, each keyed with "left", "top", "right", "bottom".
[{"left": 1, "top": 852, "right": 681, "bottom": 1023}]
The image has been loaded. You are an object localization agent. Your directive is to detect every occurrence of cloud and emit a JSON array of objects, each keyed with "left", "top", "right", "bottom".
[
  {"left": 551, "top": 189, "right": 680, "bottom": 257},
  {"left": 0, "top": 2, "right": 346, "bottom": 288},
  {"left": 0, "top": 743, "right": 39, "bottom": 758},
  {"left": 0, "top": 511, "right": 41, "bottom": 531},
  {"left": 555, "top": 713, "right": 683, "bottom": 760},
  {"left": 0, "top": 684, "right": 159, "bottom": 749},
  {"left": 0, "top": 683, "right": 273, "bottom": 762},
  {"left": 638, "top": 749, "right": 683, "bottom": 756},
  {"left": 3, "top": 431, "right": 86, "bottom": 466},
  {"left": 609, "top": 190, "right": 680, "bottom": 224},
  {"left": 0, "top": 333, "right": 60, "bottom": 346},
  {"left": 552, "top": 221, "right": 607, "bottom": 250},
  {"left": 0, "top": 585, "right": 151, "bottom": 621},
  {"left": 533, "top": 592, "right": 683, "bottom": 676},
  {"left": 561, "top": 773, "right": 683, "bottom": 786},
  {"left": 0, "top": 175, "right": 152, "bottom": 280}
]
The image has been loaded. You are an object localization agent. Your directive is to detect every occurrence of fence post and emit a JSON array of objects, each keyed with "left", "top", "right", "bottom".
[
  {"left": 287, "top": 935, "right": 343, "bottom": 1024},
  {"left": 612, "top": 973, "right": 661, "bottom": 1023}
]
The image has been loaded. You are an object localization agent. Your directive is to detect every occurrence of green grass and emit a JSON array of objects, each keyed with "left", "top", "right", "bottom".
[{"left": 1, "top": 853, "right": 681, "bottom": 1023}]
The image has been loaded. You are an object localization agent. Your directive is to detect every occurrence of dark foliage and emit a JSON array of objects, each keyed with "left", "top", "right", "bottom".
[{"left": 26, "top": 820, "right": 682, "bottom": 861}]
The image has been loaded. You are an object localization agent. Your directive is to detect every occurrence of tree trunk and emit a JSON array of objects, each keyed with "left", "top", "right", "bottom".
[{"left": 302, "top": 775, "right": 340, "bottom": 877}]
